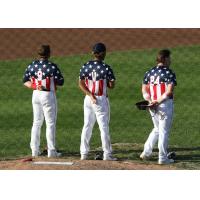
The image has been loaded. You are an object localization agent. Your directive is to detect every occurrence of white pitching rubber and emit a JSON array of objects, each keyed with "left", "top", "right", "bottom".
[{"left": 33, "top": 161, "right": 74, "bottom": 166}]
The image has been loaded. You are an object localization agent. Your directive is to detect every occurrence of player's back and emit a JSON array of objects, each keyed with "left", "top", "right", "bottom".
[
  {"left": 143, "top": 65, "right": 177, "bottom": 101},
  {"left": 80, "top": 60, "right": 114, "bottom": 96},
  {"left": 25, "top": 59, "right": 60, "bottom": 91}
]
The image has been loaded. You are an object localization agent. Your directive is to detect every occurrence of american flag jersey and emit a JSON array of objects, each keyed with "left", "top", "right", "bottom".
[
  {"left": 23, "top": 60, "right": 64, "bottom": 91},
  {"left": 79, "top": 60, "right": 115, "bottom": 96},
  {"left": 143, "top": 65, "right": 177, "bottom": 101}
]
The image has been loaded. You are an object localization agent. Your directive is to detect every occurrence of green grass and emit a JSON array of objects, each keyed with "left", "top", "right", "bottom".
[{"left": 0, "top": 45, "right": 200, "bottom": 169}]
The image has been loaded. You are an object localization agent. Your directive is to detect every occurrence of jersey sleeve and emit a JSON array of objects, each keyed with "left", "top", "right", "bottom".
[
  {"left": 53, "top": 65, "right": 64, "bottom": 86},
  {"left": 22, "top": 65, "right": 31, "bottom": 83},
  {"left": 107, "top": 66, "right": 116, "bottom": 81},
  {"left": 79, "top": 65, "right": 86, "bottom": 80},
  {"left": 167, "top": 70, "right": 177, "bottom": 86},
  {"left": 143, "top": 71, "right": 150, "bottom": 84}
]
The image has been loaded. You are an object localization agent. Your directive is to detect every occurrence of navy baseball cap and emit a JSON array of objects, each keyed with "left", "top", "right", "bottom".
[{"left": 92, "top": 43, "right": 106, "bottom": 53}]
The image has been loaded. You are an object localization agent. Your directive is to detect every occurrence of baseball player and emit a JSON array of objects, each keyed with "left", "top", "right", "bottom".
[
  {"left": 79, "top": 42, "right": 117, "bottom": 161},
  {"left": 140, "top": 49, "right": 177, "bottom": 164},
  {"left": 23, "top": 45, "right": 64, "bottom": 158}
]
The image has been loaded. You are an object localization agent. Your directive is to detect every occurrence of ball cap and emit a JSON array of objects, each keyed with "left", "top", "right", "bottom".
[{"left": 92, "top": 43, "right": 106, "bottom": 53}]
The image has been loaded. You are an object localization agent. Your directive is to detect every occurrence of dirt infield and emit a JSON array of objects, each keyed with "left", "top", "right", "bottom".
[
  {"left": 0, "top": 28, "right": 200, "bottom": 60},
  {"left": 0, "top": 157, "right": 175, "bottom": 170}
]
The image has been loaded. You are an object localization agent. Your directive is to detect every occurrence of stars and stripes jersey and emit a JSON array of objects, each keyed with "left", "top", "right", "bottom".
[
  {"left": 23, "top": 59, "right": 64, "bottom": 91},
  {"left": 143, "top": 65, "right": 177, "bottom": 101},
  {"left": 79, "top": 60, "right": 115, "bottom": 96}
]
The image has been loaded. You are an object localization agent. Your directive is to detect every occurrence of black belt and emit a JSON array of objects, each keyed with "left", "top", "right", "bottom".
[{"left": 34, "top": 89, "right": 50, "bottom": 92}]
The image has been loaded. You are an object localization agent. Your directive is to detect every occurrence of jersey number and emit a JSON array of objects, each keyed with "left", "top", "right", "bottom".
[
  {"left": 37, "top": 71, "right": 42, "bottom": 81},
  {"left": 150, "top": 76, "right": 160, "bottom": 85}
]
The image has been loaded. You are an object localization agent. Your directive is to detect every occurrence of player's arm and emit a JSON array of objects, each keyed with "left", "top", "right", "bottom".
[
  {"left": 23, "top": 67, "right": 36, "bottom": 90},
  {"left": 107, "top": 66, "right": 115, "bottom": 89},
  {"left": 24, "top": 81, "right": 33, "bottom": 89},
  {"left": 79, "top": 79, "right": 97, "bottom": 104},
  {"left": 107, "top": 80, "right": 115, "bottom": 89},
  {"left": 154, "top": 71, "right": 177, "bottom": 104},
  {"left": 54, "top": 66, "right": 64, "bottom": 86},
  {"left": 142, "top": 84, "right": 151, "bottom": 102},
  {"left": 156, "top": 83, "right": 174, "bottom": 104}
]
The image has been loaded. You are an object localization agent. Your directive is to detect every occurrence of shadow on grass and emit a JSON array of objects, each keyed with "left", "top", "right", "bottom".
[
  {"left": 113, "top": 146, "right": 200, "bottom": 163},
  {"left": 2, "top": 145, "right": 199, "bottom": 164},
  {"left": 50, "top": 146, "right": 200, "bottom": 163}
]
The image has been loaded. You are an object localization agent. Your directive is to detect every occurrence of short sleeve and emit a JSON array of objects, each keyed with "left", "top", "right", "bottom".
[
  {"left": 143, "top": 71, "right": 150, "bottom": 84},
  {"left": 22, "top": 66, "right": 31, "bottom": 83},
  {"left": 107, "top": 67, "right": 116, "bottom": 81},
  {"left": 167, "top": 70, "right": 177, "bottom": 86},
  {"left": 79, "top": 65, "right": 86, "bottom": 80},
  {"left": 53, "top": 64, "right": 64, "bottom": 86}
]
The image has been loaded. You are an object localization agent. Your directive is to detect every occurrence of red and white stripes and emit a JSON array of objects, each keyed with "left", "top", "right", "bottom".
[
  {"left": 149, "top": 83, "right": 167, "bottom": 101},
  {"left": 31, "top": 77, "right": 55, "bottom": 91},
  {"left": 85, "top": 78, "right": 107, "bottom": 96}
]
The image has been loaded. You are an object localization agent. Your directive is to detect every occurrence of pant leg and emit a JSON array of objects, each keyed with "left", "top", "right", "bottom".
[
  {"left": 158, "top": 100, "right": 174, "bottom": 161},
  {"left": 53, "top": 94, "right": 57, "bottom": 147},
  {"left": 80, "top": 96, "right": 96, "bottom": 155},
  {"left": 94, "top": 96, "right": 112, "bottom": 156},
  {"left": 107, "top": 97, "right": 110, "bottom": 124},
  {"left": 143, "top": 108, "right": 159, "bottom": 156},
  {"left": 41, "top": 91, "right": 57, "bottom": 151},
  {"left": 30, "top": 91, "right": 44, "bottom": 152}
]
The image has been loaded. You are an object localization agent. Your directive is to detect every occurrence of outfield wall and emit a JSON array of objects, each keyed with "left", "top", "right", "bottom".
[{"left": 0, "top": 28, "right": 200, "bottom": 60}]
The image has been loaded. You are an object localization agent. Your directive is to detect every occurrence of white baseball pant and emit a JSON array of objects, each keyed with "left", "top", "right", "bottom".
[
  {"left": 30, "top": 90, "right": 57, "bottom": 154},
  {"left": 142, "top": 99, "right": 174, "bottom": 162},
  {"left": 80, "top": 95, "right": 112, "bottom": 157}
]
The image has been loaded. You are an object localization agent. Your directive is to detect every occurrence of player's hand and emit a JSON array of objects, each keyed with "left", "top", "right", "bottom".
[
  {"left": 149, "top": 101, "right": 158, "bottom": 108},
  {"left": 37, "top": 85, "right": 44, "bottom": 91},
  {"left": 89, "top": 94, "right": 97, "bottom": 104}
]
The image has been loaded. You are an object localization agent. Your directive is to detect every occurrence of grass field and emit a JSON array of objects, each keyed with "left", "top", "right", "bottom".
[{"left": 0, "top": 45, "right": 200, "bottom": 169}]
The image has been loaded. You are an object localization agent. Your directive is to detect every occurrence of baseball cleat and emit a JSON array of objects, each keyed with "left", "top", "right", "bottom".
[
  {"left": 103, "top": 155, "right": 117, "bottom": 161},
  {"left": 48, "top": 150, "right": 62, "bottom": 158},
  {"left": 32, "top": 150, "right": 41, "bottom": 157},
  {"left": 80, "top": 154, "right": 88, "bottom": 160},
  {"left": 139, "top": 152, "right": 151, "bottom": 160},
  {"left": 158, "top": 158, "right": 174, "bottom": 165}
]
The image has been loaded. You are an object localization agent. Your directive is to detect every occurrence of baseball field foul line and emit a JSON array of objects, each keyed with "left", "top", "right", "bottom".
[{"left": 33, "top": 161, "right": 74, "bottom": 166}]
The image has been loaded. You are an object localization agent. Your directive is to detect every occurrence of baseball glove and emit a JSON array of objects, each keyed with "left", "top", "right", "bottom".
[
  {"left": 94, "top": 152, "right": 103, "bottom": 160},
  {"left": 167, "top": 151, "right": 176, "bottom": 159},
  {"left": 135, "top": 100, "right": 151, "bottom": 110}
]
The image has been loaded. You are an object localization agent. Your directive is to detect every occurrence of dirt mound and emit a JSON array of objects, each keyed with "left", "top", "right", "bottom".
[
  {"left": 0, "top": 28, "right": 200, "bottom": 60},
  {"left": 0, "top": 157, "right": 175, "bottom": 170}
]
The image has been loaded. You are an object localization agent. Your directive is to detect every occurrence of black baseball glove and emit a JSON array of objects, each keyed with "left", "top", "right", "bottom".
[
  {"left": 167, "top": 151, "right": 176, "bottom": 159},
  {"left": 135, "top": 100, "right": 151, "bottom": 110},
  {"left": 94, "top": 152, "right": 103, "bottom": 160}
]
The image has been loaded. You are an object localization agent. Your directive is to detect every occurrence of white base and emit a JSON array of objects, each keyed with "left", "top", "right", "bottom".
[{"left": 33, "top": 161, "right": 73, "bottom": 166}]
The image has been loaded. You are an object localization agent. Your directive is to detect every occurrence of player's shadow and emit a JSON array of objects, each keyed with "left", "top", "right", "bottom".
[
  {"left": 41, "top": 149, "right": 81, "bottom": 158},
  {"left": 40, "top": 146, "right": 200, "bottom": 162},
  {"left": 113, "top": 146, "right": 200, "bottom": 162},
  {"left": 168, "top": 146, "right": 200, "bottom": 162}
]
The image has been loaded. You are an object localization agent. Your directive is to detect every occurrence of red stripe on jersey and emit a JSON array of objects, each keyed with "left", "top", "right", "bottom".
[
  {"left": 46, "top": 77, "right": 50, "bottom": 91},
  {"left": 92, "top": 81, "right": 96, "bottom": 95},
  {"left": 153, "top": 85, "right": 157, "bottom": 100},
  {"left": 98, "top": 80, "right": 104, "bottom": 96},
  {"left": 38, "top": 80, "right": 42, "bottom": 86},
  {"left": 85, "top": 78, "right": 88, "bottom": 87},
  {"left": 160, "top": 83, "right": 166, "bottom": 95},
  {"left": 31, "top": 77, "right": 36, "bottom": 89}
]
